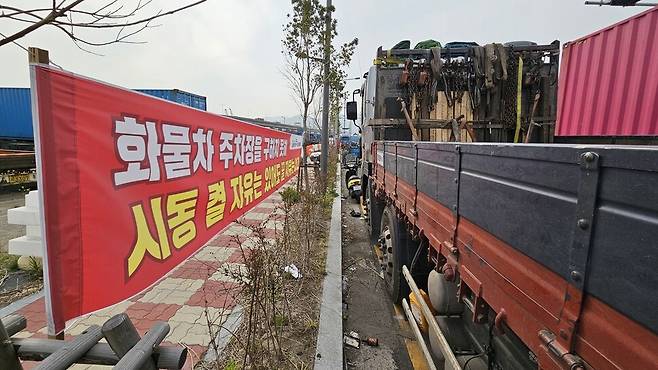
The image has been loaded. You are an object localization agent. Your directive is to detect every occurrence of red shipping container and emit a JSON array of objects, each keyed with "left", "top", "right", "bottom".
[{"left": 556, "top": 6, "right": 658, "bottom": 137}]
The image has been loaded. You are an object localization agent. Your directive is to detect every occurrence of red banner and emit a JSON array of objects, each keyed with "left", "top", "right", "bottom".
[{"left": 30, "top": 65, "right": 301, "bottom": 334}]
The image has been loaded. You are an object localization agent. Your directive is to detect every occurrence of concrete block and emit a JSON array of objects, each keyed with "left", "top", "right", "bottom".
[
  {"left": 25, "top": 190, "right": 39, "bottom": 208},
  {"left": 26, "top": 225, "right": 41, "bottom": 239},
  {"left": 7, "top": 207, "right": 40, "bottom": 226},
  {"left": 8, "top": 236, "right": 43, "bottom": 257}
]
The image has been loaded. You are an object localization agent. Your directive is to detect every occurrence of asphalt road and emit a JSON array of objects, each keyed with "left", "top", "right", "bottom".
[{"left": 341, "top": 170, "right": 416, "bottom": 370}]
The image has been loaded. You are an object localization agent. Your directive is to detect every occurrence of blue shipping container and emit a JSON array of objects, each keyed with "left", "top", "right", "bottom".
[
  {"left": 0, "top": 88, "right": 208, "bottom": 140},
  {"left": 0, "top": 88, "right": 33, "bottom": 140},
  {"left": 134, "top": 89, "right": 207, "bottom": 111}
]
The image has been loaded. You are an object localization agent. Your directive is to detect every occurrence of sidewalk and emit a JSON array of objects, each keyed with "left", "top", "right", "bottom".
[{"left": 15, "top": 179, "right": 292, "bottom": 369}]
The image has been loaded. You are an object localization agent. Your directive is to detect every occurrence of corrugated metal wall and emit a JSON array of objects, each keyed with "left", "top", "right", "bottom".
[
  {"left": 0, "top": 88, "right": 33, "bottom": 139},
  {"left": 136, "top": 89, "right": 207, "bottom": 111},
  {"left": 556, "top": 6, "right": 658, "bottom": 137},
  {"left": 1, "top": 88, "right": 207, "bottom": 140}
]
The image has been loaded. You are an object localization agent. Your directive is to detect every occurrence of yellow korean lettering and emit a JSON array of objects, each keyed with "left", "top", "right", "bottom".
[
  {"left": 264, "top": 166, "right": 273, "bottom": 192},
  {"left": 290, "top": 159, "right": 297, "bottom": 176},
  {"left": 243, "top": 172, "right": 254, "bottom": 205},
  {"left": 254, "top": 171, "right": 263, "bottom": 200},
  {"left": 206, "top": 180, "right": 226, "bottom": 228},
  {"left": 275, "top": 163, "right": 281, "bottom": 185},
  {"left": 167, "top": 189, "right": 198, "bottom": 249},
  {"left": 230, "top": 175, "right": 244, "bottom": 212},
  {"left": 127, "top": 197, "right": 171, "bottom": 276}
]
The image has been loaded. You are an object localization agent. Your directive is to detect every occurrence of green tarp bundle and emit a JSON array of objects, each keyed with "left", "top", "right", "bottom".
[{"left": 414, "top": 39, "right": 441, "bottom": 49}]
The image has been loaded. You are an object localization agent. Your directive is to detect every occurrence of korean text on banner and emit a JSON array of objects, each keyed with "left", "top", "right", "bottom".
[{"left": 29, "top": 65, "right": 302, "bottom": 334}]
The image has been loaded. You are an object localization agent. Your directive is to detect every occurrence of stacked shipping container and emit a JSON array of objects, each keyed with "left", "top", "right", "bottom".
[{"left": 0, "top": 88, "right": 207, "bottom": 140}]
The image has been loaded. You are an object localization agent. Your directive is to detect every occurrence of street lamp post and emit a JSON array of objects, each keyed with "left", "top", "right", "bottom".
[{"left": 320, "top": 0, "right": 332, "bottom": 188}]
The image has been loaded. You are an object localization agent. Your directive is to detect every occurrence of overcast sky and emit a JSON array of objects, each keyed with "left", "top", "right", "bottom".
[{"left": 0, "top": 1, "right": 648, "bottom": 119}]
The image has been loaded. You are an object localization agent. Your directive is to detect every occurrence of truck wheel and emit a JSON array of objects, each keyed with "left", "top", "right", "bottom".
[
  {"left": 367, "top": 182, "right": 384, "bottom": 245},
  {"left": 379, "top": 205, "right": 410, "bottom": 303}
]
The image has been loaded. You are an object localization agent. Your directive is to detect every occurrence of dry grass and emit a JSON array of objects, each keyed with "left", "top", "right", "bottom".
[{"left": 201, "top": 150, "right": 338, "bottom": 370}]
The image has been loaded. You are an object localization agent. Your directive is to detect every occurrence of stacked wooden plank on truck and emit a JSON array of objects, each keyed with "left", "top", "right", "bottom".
[{"left": 429, "top": 92, "right": 474, "bottom": 142}]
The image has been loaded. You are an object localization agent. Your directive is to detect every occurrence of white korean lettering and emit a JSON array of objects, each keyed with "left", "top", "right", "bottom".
[
  {"left": 192, "top": 128, "right": 214, "bottom": 172},
  {"left": 244, "top": 135, "right": 254, "bottom": 165},
  {"left": 234, "top": 133, "right": 244, "bottom": 166},
  {"left": 113, "top": 116, "right": 161, "bottom": 186},
  {"left": 219, "top": 132, "right": 234, "bottom": 169},
  {"left": 162, "top": 123, "right": 191, "bottom": 179},
  {"left": 279, "top": 138, "right": 287, "bottom": 158},
  {"left": 254, "top": 136, "right": 262, "bottom": 163},
  {"left": 262, "top": 137, "right": 271, "bottom": 161}
]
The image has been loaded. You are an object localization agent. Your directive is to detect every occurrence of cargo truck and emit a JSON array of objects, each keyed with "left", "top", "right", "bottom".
[{"left": 353, "top": 7, "right": 658, "bottom": 370}]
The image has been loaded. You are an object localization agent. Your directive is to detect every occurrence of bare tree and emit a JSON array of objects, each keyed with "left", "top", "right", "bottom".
[
  {"left": 0, "top": 0, "right": 206, "bottom": 51},
  {"left": 310, "top": 97, "right": 322, "bottom": 131},
  {"left": 281, "top": 0, "right": 356, "bottom": 191},
  {"left": 281, "top": 0, "right": 323, "bottom": 191},
  {"left": 327, "top": 43, "right": 357, "bottom": 137}
]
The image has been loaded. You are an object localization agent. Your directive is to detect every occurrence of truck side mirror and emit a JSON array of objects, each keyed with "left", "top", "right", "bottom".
[{"left": 346, "top": 101, "right": 358, "bottom": 121}]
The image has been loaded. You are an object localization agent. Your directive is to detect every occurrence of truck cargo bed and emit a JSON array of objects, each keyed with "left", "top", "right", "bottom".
[{"left": 372, "top": 140, "right": 658, "bottom": 368}]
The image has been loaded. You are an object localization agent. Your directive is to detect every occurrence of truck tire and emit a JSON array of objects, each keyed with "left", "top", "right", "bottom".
[
  {"left": 379, "top": 204, "right": 410, "bottom": 303},
  {"left": 367, "top": 181, "right": 384, "bottom": 245}
]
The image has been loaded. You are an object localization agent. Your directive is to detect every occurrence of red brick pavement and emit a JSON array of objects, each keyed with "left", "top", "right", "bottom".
[{"left": 12, "top": 179, "right": 291, "bottom": 369}]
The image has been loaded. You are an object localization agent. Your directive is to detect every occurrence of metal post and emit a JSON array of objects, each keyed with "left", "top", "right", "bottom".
[{"left": 319, "top": 0, "right": 332, "bottom": 186}]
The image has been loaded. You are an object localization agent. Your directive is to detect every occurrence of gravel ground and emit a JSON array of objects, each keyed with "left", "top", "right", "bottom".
[{"left": 341, "top": 170, "right": 414, "bottom": 369}]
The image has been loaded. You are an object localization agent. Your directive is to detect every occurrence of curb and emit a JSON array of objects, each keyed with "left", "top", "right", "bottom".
[
  {"left": 314, "top": 167, "right": 343, "bottom": 370},
  {"left": 0, "top": 290, "right": 43, "bottom": 318},
  {"left": 203, "top": 305, "right": 244, "bottom": 363}
]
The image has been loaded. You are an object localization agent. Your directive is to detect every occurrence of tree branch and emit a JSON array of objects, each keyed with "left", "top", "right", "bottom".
[
  {"left": 0, "top": 0, "right": 85, "bottom": 47},
  {"left": 0, "top": 0, "right": 205, "bottom": 48}
]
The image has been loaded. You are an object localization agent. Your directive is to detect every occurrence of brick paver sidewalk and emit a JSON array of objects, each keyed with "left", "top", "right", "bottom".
[{"left": 15, "top": 179, "right": 293, "bottom": 369}]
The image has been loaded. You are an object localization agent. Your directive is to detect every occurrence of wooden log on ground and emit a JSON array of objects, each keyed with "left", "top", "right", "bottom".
[
  {"left": 2, "top": 315, "right": 27, "bottom": 337},
  {"left": 13, "top": 339, "right": 186, "bottom": 369},
  {"left": 0, "top": 317, "right": 22, "bottom": 370},
  {"left": 35, "top": 325, "right": 103, "bottom": 370},
  {"left": 102, "top": 313, "right": 156, "bottom": 370},
  {"left": 115, "top": 322, "right": 170, "bottom": 369}
]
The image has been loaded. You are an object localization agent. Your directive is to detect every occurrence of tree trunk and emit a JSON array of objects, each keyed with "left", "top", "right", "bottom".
[{"left": 302, "top": 108, "right": 310, "bottom": 191}]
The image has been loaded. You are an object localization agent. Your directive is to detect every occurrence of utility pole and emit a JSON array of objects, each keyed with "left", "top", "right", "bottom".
[{"left": 320, "top": 0, "right": 332, "bottom": 187}]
